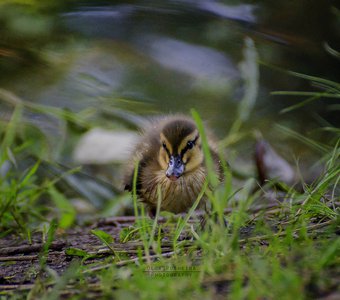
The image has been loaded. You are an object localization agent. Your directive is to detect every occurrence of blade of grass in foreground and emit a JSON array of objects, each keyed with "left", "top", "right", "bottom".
[
  {"left": 148, "top": 185, "right": 162, "bottom": 250},
  {"left": 48, "top": 186, "right": 76, "bottom": 229},
  {"left": 275, "top": 124, "right": 332, "bottom": 154},
  {"left": 173, "top": 181, "right": 208, "bottom": 243},
  {"left": 0, "top": 102, "right": 23, "bottom": 161},
  {"left": 132, "top": 161, "right": 140, "bottom": 219},
  {"left": 271, "top": 90, "right": 340, "bottom": 114},
  {"left": 131, "top": 160, "right": 152, "bottom": 263},
  {"left": 39, "top": 219, "right": 58, "bottom": 269},
  {"left": 91, "top": 229, "right": 119, "bottom": 259},
  {"left": 191, "top": 109, "right": 219, "bottom": 188}
]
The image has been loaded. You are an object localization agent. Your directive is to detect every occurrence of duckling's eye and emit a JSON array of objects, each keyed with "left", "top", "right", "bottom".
[
  {"left": 162, "top": 142, "right": 170, "bottom": 156},
  {"left": 187, "top": 140, "right": 195, "bottom": 150},
  {"left": 181, "top": 135, "right": 199, "bottom": 157}
]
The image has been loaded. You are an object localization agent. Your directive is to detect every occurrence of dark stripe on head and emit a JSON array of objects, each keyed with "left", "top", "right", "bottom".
[
  {"left": 162, "top": 119, "right": 197, "bottom": 154},
  {"left": 180, "top": 135, "right": 199, "bottom": 157},
  {"left": 162, "top": 141, "right": 171, "bottom": 158}
]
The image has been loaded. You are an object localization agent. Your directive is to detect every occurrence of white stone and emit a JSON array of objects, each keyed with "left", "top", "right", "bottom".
[{"left": 73, "top": 128, "right": 139, "bottom": 164}]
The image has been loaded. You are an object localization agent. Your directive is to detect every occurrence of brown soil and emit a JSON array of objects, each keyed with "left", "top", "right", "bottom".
[
  {"left": 1, "top": 205, "right": 338, "bottom": 298},
  {"left": 0, "top": 215, "right": 195, "bottom": 293},
  {"left": 0, "top": 217, "right": 144, "bottom": 288}
]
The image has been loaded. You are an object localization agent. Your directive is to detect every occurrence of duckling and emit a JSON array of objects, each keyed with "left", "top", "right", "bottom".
[{"left": 123, "top": 115, "right": 222, "bottom": 215}]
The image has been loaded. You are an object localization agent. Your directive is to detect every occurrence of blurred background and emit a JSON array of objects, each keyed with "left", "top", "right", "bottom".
[{"left": 0, "top": 0, "right": 339, "bottom": 217}]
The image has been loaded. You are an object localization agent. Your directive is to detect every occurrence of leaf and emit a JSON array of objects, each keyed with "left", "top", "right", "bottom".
[
  {"left": 318, "top": 238, "right": 340, "bottom": 268},
  {"left": 39, "top": 219, "right": 58, "bottom": 268},
  {"left": 19, "top": 161, "right": 40, "bottom": 188},
  {"left": 65, "top": 247, "right": 90, "bottom": 258},
  {"left": 119, "top": 226, "right": 140, "bottom": 243},
  {"left": 174, "top": 181, "right": 208, "bottom": 242},
  {"left": 0, "top": 100, "right": 23, "bottom": 161},
  {"left": 237, "top": 37, "right": 259, "bottom": 122},
  {"left": 91, "top": 229, "right": 114, "bottom": 244},
  {"left": 65, "top": 247, "right": 98, "bottom": 264},
  {"left": 48, "top": 186, "right": 76, "bottom": 229},
  {"left": 275, "top": 124, "right": 331, "bottom": 154},
  {"left": 191, "top": 109, "right": 219, "bottom": 188},
  {"left": 91, "top": 229, "right": 118, "bottom": 257}
]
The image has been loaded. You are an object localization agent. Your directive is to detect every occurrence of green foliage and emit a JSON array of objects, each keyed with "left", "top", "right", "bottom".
[
  {"left": 191, "top": 109, "right": 219, "bottom": 188},
  {"left": 270, "top": 69, "right": 340, "bottom": 113},
  {"left": 39, "top": 219, "right": 58, "bottom": 269},
  {"left": 91, "top": 229, "right": 114, "bottom": 244},
  {"left": 0, "top": 158, "right": 47, "bottom": 239},
  {"left": 0, "top": 109, "right": 74, "bottom": 238},
  {"left": 102, "top": 107, "right": 338, "bottom": 299},
  {"left": 0, "top": 97, "right": 84, "bottom": 238},
  {"left": 119, "top": 226, "right": 141, "bottom": 243},
  {"left": 91, "top": 229, "right": 118, "bottom": 257},
  {"left": 0, "top": 57, "right": 339, "bottom": 298},
  {"left": 48, "top": 185, "right": 76, "bottom": 229},
  {"left": 65, "top": 247, "right": 90, "bottom": 258}
]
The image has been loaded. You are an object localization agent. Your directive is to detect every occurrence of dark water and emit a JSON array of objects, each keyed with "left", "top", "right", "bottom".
[{"left": 0, "top": 0, "right": 339, "bottom": 165}]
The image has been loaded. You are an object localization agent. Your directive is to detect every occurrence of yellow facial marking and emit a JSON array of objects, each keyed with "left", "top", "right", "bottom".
[
  {"left": 178, "top": 130, "right": 198, "bottom": 154},
  {"left": 160, "top": 133, "right": 172, "bottom": 153},
  {"left": 184, "top": 150, "right": 203, "bottom": 173},
  {"left": 158, "top": 130, "right": 204, "bottom": 174},
  {"left": 158, "top": 133, "right": 172, "bottom": 170},
  {"left": 178, "top": 130, "right": 203, "bottom": 173}
]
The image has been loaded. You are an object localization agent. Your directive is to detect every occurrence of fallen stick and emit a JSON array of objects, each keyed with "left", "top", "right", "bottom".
[
  {"left": 0, "top": 241, "right": 65, "bottom": 256},
  {"left": 82, "top": 250, "right": 177, "bottom": 274},
  {"left": 0, "top": 284, "right": 35, "bottom": 291},
  {"left": 0, "top": 255, "right": 38, "bottom": 262}
]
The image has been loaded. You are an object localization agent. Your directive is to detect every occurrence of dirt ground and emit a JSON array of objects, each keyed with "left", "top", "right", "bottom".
[
  {"left": 1, "top": 207, "right": 339, "bottom": 298},
  {"left": 0, "top": 214, "right": 203, "bottom": 295},
  {"left": 0, "top": 217, "right": 150, "bottom": 289}
]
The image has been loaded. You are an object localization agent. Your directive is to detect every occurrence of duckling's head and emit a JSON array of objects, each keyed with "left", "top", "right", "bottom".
[{"left": 158, "top": 118, "right": 203, "bottom": 181}]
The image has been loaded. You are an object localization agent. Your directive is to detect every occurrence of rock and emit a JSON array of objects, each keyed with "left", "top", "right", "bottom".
[
  {"left": 255, "top": 139, "right": 296, "bottom": 185},
  {"left": 73, "top": 128, "right": 139, "bottom": 164}
]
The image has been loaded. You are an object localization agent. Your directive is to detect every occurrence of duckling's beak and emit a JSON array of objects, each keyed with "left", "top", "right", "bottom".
[{"left": 166, "top": 155, "right": 184, "bottom": 181}]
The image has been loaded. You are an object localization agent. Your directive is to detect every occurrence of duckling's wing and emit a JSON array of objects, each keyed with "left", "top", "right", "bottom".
[
  {"left": 123, "top": 157, "right": 146, "bottom": 194},
  {"left": 124, "top": 178, "right": 132, "bottom": 192},
  {"left": 209, "top": 146, "right": 224, "bottom": 181},
  {"left": 123, "top": 168, "right": 137, "bottom": 192}
]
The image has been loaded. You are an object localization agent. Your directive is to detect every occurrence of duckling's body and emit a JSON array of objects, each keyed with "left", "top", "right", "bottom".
[{"left": 124, "top": 115, "right": 222, "bottom": 214}]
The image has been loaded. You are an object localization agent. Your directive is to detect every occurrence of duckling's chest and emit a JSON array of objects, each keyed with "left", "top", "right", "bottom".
[{"left": 139, "top": 167, "right": 206, "bottom": 214}]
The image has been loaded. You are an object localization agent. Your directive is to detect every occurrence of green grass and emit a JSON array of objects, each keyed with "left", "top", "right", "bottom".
[
  {"left": 2, "top": 113, "right": 339, "bottom": 300},
  {"left": 0, "top": 68, "right": 339, "bottom": 299}
]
